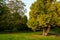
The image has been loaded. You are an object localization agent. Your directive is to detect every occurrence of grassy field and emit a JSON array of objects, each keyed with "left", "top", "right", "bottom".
[{"left": 0, "top": 32, "right": 60, "bottom": 40}]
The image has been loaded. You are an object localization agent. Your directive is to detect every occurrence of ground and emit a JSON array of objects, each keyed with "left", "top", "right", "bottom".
[{"left": 0, "top": 32, "right": 60, "bottom": 40}]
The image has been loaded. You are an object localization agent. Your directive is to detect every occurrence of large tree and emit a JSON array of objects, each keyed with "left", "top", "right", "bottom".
[
  {"left": 27, "top": 0, "right": 60, "bottom": 36},
  {"left": 0, "top": 0, "right": 27, "bottom": 32}
]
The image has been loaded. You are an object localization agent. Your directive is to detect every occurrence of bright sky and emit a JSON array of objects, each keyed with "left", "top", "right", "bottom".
[
  {"left": 22, "top": 0, "right": 36, "bottom": 19},
  {"left": 57, "top": 0, "right": 60, "bottom": 1}
]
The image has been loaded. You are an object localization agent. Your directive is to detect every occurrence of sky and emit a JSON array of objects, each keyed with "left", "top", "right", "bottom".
[{"left": 22, "top": 0, "right": 36, "bottom": 19}]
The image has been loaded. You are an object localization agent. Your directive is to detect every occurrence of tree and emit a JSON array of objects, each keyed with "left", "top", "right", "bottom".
[
  {"left": 54, "top": 1, "right": 60, "bottom": 27},
  {"left": 6, "top": 0, "right": 27, "bottom": 32},
  {"left": 0, "top": 0, "right": 9, "bottom": 31},
  {"left": 0, "top": 0, "right": 27, "bottom": 32},
  {"left": 27, "top": 0, "right": 60, "bottom": 36}
]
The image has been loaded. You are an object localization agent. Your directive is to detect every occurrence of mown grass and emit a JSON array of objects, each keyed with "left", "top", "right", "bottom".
[{"left": 0, "top": 32, "right": 59, "bottom": 40}]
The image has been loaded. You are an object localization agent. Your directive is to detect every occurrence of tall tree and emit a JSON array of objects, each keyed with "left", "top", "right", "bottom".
[
  {"left": 0, "top": 0, "right": 27, "bottom": 32},
  {"left": 6, "top": 0, "right": 27, "bottom": 31},
  {"left": 0, "top": 0, "right": 10, "bottom": 31},
  {"left": 27, "top": 0, "right": 60, "bottom": 36}
]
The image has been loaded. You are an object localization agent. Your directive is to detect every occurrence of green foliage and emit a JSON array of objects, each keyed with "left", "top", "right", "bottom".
[
  {"left": 0, "top": 0, "right": 28, "bottom": 32},
  {"left": 27, "top": 0, "right": 60, "bottom": 31}
]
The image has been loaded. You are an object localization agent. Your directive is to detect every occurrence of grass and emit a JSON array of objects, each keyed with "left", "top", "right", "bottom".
[{"left": 0, "top": 32, "right": 59, "bottom": 40}]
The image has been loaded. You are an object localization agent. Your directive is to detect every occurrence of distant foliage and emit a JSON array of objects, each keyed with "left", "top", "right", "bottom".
[{"left": 0, "top": 0, "right": 28, "bottom": 32}]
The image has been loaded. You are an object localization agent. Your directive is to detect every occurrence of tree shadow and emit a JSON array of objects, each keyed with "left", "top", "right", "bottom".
[{"left": 48, "top": 32, "right": 60, "bottom": 37}]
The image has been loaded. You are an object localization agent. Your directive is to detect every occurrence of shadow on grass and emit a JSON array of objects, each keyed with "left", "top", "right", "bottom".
[
  {"left": 0, "top": 31, "right": 34, "bottom": 34},
  {"left": 48, "top": 32, "right": 60, "bottom": 37}
]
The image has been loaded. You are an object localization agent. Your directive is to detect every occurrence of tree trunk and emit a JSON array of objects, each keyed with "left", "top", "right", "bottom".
[
  {"left": 45, "top": 25, "right": 51, "bottom": 36},
  {"left": 42, "top": 25, "right": 51, "bottom": 36},
  {"left": 42, "top": 28, "right": 46, "bottom": 36},
  {"left": 43, "top": 28, "right": 45, "bottom": 36}
]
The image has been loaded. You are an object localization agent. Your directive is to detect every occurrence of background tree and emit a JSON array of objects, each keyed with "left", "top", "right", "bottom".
[
  {"left": 27, "top": 0, "right": 60, "bottom": 36},
  {"left": 0, "top": 0, "right": 10, "bottom": 31},
  {"left": 0, "top": 0, "right": 27, "bottom": 32}
]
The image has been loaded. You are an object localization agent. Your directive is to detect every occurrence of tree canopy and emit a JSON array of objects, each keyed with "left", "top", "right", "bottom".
[
  {"left": 27, "top": 0, "right": 60, "bottom": 36},
  {"left": 0, "top": 0, "right": 27, "bottom": 32}
]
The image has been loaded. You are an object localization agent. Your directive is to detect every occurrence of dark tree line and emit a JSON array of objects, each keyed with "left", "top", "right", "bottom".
[{"left": 0, "top": 0, "right": 30, "bottom": 32}]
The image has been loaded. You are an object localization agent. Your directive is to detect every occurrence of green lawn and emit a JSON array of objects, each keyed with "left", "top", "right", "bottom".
[{"left": 0, "top": 32, "right": 59, "bottom": 40}]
